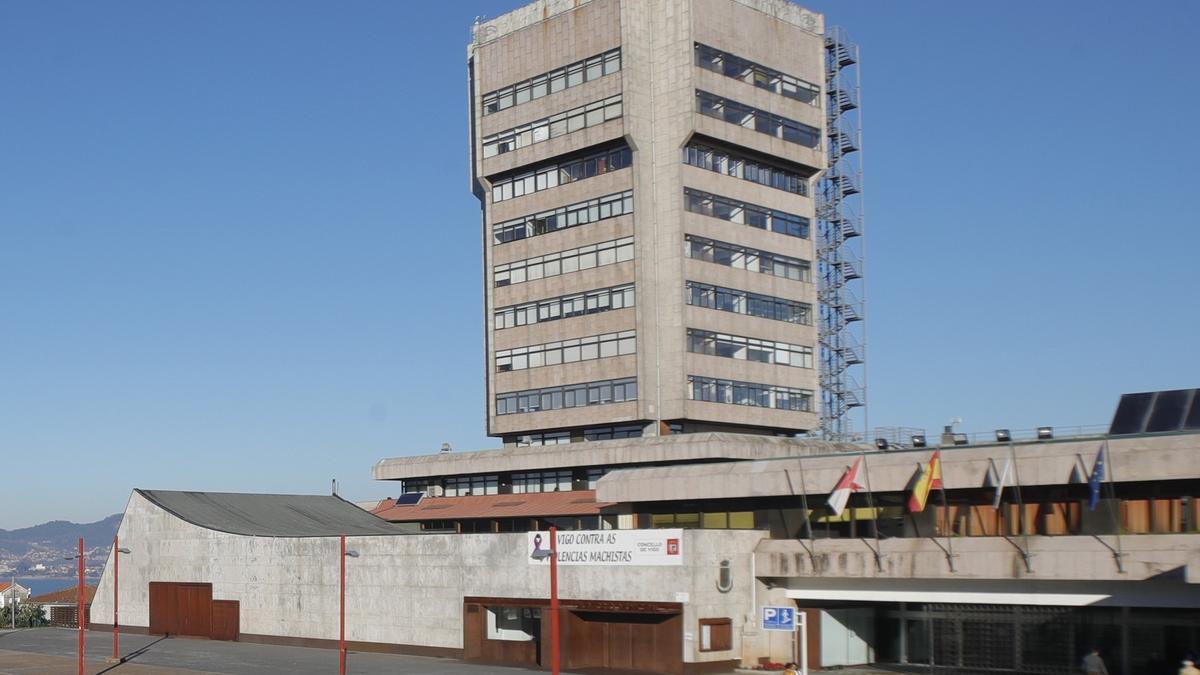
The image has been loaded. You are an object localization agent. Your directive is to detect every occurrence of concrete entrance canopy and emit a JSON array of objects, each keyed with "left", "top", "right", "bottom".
[{"left": 781, "top": 577, "right": 1200, "bottom": 608}]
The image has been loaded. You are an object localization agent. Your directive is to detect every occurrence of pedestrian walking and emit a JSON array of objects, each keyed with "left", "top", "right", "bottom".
[{"left": 1081, "top": 648, "right": 1109, "bottom": 675}]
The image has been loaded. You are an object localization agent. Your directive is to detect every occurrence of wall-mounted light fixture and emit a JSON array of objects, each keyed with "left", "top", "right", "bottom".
[{"left": 717, "top": 559, "right": 733, "bottom": 593}]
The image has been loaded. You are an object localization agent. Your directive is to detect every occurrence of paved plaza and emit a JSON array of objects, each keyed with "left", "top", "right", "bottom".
[{"left": 0, "top": 628, "right": 552, "bottom": 675}]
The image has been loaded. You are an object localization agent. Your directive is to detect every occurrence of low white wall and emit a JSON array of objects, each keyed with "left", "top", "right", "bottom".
[{"left": 90, "top": 492, "right": 764, "bottom": 666}]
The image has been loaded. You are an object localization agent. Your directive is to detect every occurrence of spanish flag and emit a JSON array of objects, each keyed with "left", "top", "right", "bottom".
[{"left": 907, "top": 450, "right": 944, "bottom": 513}]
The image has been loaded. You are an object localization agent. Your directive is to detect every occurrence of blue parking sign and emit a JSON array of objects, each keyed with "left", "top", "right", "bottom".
[{"left": 762, "top": 606, "right": 796, "bottom": 632}]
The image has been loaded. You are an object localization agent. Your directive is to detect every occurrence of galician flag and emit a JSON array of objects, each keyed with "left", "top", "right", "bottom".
[
  {"left": 1088, "top": 446, "right": 1105, "bottom": 511},
  {"left": 907, "top": 450, "right": 944, "bottom": 513},
  {"left": 827, "top": 457, "right": 866, "bottom": 516}
]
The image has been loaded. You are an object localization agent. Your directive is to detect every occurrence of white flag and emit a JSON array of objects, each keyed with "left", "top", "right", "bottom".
[{"left": 826, "top": 457, "right": 865, "bottom": 517}]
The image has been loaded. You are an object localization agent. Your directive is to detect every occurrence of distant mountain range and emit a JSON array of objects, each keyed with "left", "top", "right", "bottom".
[{"left": 0, "top": 514, "right": 122, "bottom": 556}]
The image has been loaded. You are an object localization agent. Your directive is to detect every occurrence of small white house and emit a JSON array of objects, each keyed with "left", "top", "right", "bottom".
[{"left": 0, "top": 581, "right": 32, "bottom": 609}]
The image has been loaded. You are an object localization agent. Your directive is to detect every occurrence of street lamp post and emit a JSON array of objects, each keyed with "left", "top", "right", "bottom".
[
  {"left": 63, "top": 538, "right": 86, "bottom": 675},
  {"left": 530, "top": 526, "right": 560, "bottom": 675},
  {"left": 112, "top": 537, "right": 131, "bottom": 662},
  {"left": 339, "top": 534, "right": 359, "bottom": 675}
]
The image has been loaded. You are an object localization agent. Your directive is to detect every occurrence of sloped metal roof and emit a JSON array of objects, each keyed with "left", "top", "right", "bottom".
[{"left": 136, "top": 489, "right": 409, "bottom": 537}]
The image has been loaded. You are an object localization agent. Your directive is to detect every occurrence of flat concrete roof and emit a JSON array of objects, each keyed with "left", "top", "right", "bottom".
[
  {"left": 372, "top": 432, "right": 862, "bottom": 481},
  {"left": 135, "top": 489, "right": 409, "bottom": 538}
]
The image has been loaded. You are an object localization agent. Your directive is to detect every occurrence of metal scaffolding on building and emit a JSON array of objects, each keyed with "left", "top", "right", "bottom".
[{"left": 817, "top": 27, "right": 867, "bottom": 441}]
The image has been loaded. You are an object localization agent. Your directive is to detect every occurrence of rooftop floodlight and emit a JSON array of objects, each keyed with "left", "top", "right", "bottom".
[
  {"left": 911, "top": 435, "right": 927, "bottom": 448},
  {"left": 874, "top": 438, "right": 889, "bottom": 451},
  {"left": 1037, "top": 426, "right": 1054, "bottom": 440},
  {"left": 952, "top": 433, "right": 969, "bottom": 446},
  {"left": 995, "top": 429, "right": 1011, "bottom": 443}
]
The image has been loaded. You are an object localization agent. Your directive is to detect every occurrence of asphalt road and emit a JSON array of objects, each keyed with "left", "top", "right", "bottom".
[{"left": 0, "top": 628, "right": 553, "bottom": 675}]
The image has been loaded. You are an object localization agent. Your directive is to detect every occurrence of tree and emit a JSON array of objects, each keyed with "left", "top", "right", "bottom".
[{"left": 0, "top": 602, "right": 47, "bottom": 628}]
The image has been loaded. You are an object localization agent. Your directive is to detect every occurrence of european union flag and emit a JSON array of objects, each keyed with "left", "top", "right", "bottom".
[{"left": 1088, "top": 447, "right": 1105, "bottom": 511}]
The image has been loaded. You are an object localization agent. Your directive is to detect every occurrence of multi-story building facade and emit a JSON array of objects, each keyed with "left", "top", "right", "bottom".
[{"left": 469, "top": 0, "right": 828, "bottom": 446}]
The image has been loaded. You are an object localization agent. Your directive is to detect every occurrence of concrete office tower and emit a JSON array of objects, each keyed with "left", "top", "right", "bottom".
[{"left": 469, "top": 0, "right": 827, "bottom": 446}]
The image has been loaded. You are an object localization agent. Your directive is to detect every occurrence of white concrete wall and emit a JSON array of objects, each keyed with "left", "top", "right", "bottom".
[{"left": 91, "top": 492, "right": 765, "bottom": 666}]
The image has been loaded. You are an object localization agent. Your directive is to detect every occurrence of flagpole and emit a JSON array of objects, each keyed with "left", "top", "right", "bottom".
[
  {"left": 934, "top": 454, "right": 956, "bottom": 573},
  {"left": 860, "top": 452, "right": 883, "bottom": 571},
  {"left": 1102, "top": 438, "right": 1126, "bottom": 573},
  {"left": 795, "top": 458, "right": 817, "bottom": 558},
  {"left": 783, "top": 464, "right": 817, "bottom": 564},
  {"left": 1008, "top": 441, "right": 1033, "bottom": 573}
]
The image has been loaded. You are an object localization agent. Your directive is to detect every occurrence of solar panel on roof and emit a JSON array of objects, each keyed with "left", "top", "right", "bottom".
[
  {"left": 1110, "top": 388, "right": 1200, "bottom": 435},
  {"left": 394, "top": 493, "right": 423, "bottom": 506}
]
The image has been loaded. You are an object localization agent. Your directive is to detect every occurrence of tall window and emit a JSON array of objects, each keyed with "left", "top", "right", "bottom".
[
  {"left": 493, "top": 191, "right": 633, "bottom": 244},
  {"left": 684, "top": 188, "right": 809, "bottom": 239},
  {"left": 443, "top": 475, "right": 500, "bottom": 497},
  {"left": 694, "top": 43, "right": 819, "bottom": 105},
  {"left": 683, "top": 143, "right": 809, "bottom": 196},
  {"left": 492, "top": 145, "right": 632, "bottom": 203},
  {"left": 483, "top": 48, "right": 621, "bottom": 115},
  {"left": 497, "top": 331, "right": 635, "bottom": 372},
  {"left": 687, "top": 328, "right": 813, "bottom": 369},
  {"left": 495, "top": 284, "right": 635, "bottom": 330},
  {"left": 496, "top": 377, "right": 638, "bottom": 415},
  {"left": 512, "top": 470, "right": 573, "bottom": 493},
  {"left": 686, "top": 281, "right": 811, "bottom": 325},
  {"left": 495, "top": 237, "right": 634, "bottom": 287},
  {"left": 688, "top": 375, "right": 813, "bottom": 412},
  {"left": 696, "top": 90, "right": 820, "bottom": 148},
  {"left": 685, "top": 235, "right": 810, "bottom": 283},
  {"left": 482, "top": 95, "right": 622, "bottom": 158}
]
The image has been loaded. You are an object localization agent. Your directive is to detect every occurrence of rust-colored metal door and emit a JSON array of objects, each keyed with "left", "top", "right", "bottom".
[
  {"left": 148, "top": 582, "right": 213, "bottom": 638},
  {"left": 565, "top": 610, "right": 682, "bottom": 674},
  {"left": 210, "top": 600, "right": 239, "bottom": 641}
]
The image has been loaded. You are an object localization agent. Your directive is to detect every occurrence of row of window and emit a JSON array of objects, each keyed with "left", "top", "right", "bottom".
[
  {"left": 496, "top": 377, "right": 638, "bottom": 415},
  {"left": 513, "top": 426, "right": 644, "bottom": 446},
  {"left": 684, "top": 187, "right": 809, "bottom": 239},
  {"left": 688, "top": 374, "right": 814, "bottom": 412},
  {"left": 444, "top": 474, "right": 498, "bottom": 497},
  {"left": 482, "top": 94, "right": 623, "bottom": 158},
  {"left": 494, "top": 284, "right": 635, "bottom": 330},
  {"left": 512, "top": 470, "right": 573, "bottom": 493},
  {"left": 696, "top": 90, "right": 820, "bottom": 149},
  {"left": 495, "top": 237, "right": 633, "bottom": 287},
  {"left": 686, "top": 281, "right": 812, "bottom": 325},
  {"left": 483, "top": 48, "right": 621, "bottom": 115},
  {"left": 648, "top": 511, "right": 756, "bottom": 529},
  {"left": 685, "top": 234, "right": 811, "bottom": 283},
  {"left": 496, "top": 330, "right": 636, "bottom": 372},
  {"left": 694, "top": 43, "right": 819, "bottom": 105},
  {"left": 403, "top": 468, "right": 612, "bottom": 496},
  {"left": 493, "top": 190, "right": 633, "bottom": 244},
  {"left": 683, "top": 142, "right": 809, "bottom": 197},
  {"left": 687, "top": 328, "right": 813, "bottom": 369},
  {"left": 583, "top": 424, "right": 644, "bottom": 441},
  {"left": 491, "top": 145, "right": 632, "bottom": 203}
]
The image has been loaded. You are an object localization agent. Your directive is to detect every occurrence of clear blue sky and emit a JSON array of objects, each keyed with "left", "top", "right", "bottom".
[{"left": 2, "top": 1, "right": 1197, "bottom": 529}]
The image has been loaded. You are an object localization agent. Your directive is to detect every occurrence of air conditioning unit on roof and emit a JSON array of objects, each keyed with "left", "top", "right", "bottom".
[{"left": 425, "top": 485, "right": 444, "bottom": 498}]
